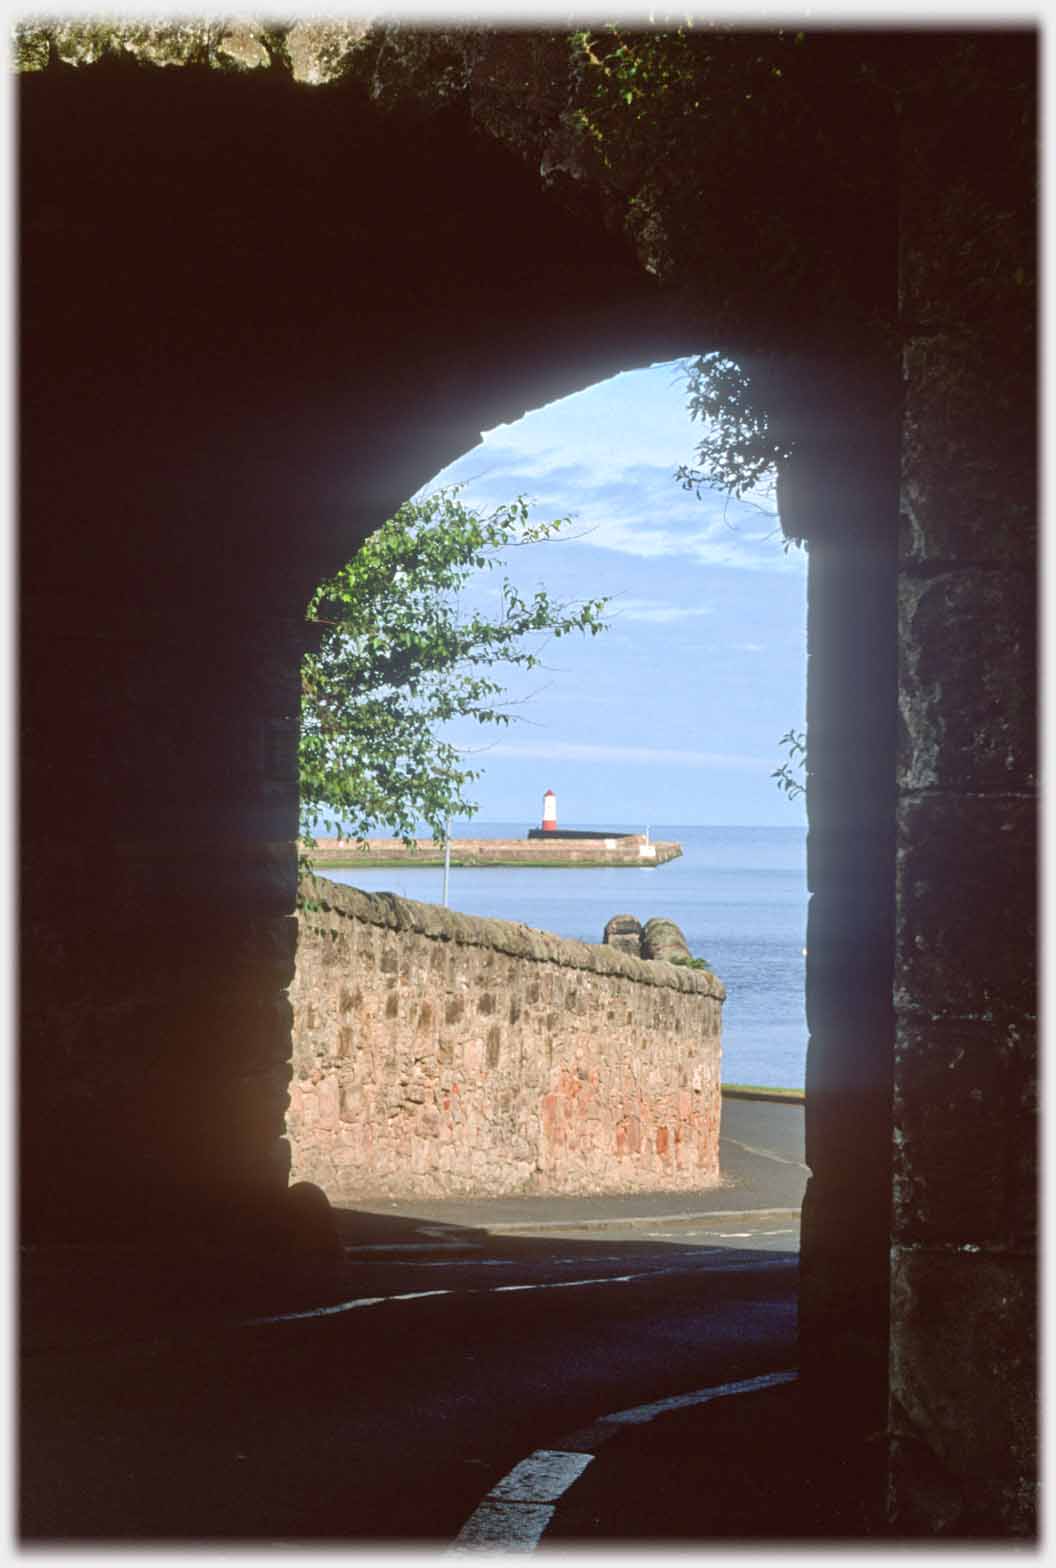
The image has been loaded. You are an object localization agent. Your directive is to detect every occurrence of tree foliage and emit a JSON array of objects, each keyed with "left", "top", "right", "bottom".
[
  {"left": 300, "top": 489, "right": 608, "bottom": 848},
  {"left": 676, "top": 351, "right": 791, "bottom": 505}
]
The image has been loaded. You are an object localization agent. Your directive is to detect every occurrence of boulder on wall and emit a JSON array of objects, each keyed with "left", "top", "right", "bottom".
[{"left": 640, "top": 917, "right": 692, "bottom": 965}]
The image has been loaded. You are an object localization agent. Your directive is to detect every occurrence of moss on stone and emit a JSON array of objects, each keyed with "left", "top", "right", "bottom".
[{"left": 12, "top": 24, "right": 51, "bottom": 72}]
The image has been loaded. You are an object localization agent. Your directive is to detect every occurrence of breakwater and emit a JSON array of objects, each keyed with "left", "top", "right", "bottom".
[
  {"left": 287, "top": 876, "right": 724, "bottom": 1201},
  {"left": 310, "top": 834, "right": 682, "bottom": 868}
]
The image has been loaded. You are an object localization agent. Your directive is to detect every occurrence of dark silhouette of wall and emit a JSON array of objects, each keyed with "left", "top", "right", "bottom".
[
  {"left": 20, "top": 58, "right": 689, "bottom": 1248},
  {"left": 887, "top": 39, "right": 1037, "bottom": 1533}
]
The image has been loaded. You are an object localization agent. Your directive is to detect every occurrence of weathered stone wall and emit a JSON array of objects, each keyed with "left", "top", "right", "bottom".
[
  {"left": 887, "top": 38, "right": 1037, "bottom": 1536},
  {"left": 287, "top": 879, "right": 724, "bottom": 1200}
]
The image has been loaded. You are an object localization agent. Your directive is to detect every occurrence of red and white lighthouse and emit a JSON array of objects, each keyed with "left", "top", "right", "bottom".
[{"left": 541, "top": 788, "right": 558, "bottom": 833}]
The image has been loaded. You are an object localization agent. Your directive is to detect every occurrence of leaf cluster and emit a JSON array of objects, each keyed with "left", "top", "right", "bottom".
[
  {"left": 669, "top": 954, "right": 713, "bottom": 973},
  {"left": 676, "top": 351, "right": 791, "bottom": 505},
  {"left": 771, "top": 728, "right": 806, "bottom": 801},
  {"left": 300, "top": 488, "right": 608, "bottom": 850}
]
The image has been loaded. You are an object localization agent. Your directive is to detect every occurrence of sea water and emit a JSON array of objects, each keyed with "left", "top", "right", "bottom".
[{"left": 317, "top": 822, "right": 808, "bottom": 1090}]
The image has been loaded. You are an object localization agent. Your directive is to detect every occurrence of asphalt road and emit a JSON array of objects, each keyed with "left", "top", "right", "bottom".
[
  {"left": 20, "top": 1098, "right": 806, "bottom": 1544},
  {"left": 361, "top": 1095, "right": 807, "bottom": 1249}
]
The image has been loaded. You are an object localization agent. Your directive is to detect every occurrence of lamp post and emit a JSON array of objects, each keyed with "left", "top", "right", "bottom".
[{"left": 442, "top": 817, "right": 451, "bottom": 907}]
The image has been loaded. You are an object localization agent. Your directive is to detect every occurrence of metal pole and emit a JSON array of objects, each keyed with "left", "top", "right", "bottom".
[{"left": 442, "top": 819, "right": 451, "bottom": 907}]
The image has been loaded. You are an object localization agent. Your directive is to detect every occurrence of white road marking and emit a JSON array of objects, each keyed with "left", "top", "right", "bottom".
[
  {"left": 241, "top": 1290, "right": 453, "bottom": 1325},
  {"left": 242, "top": 1296, "right": 389, "bottom": 1325},
  {"left": 368, "top": 1257, "right": 523, "bottom": 1267},
  {"left": 447, "top": 1499, "right": 555, "bottom": 1553},
  {"left": 343, "top": 1241, "right": 478, "bottom": 1255},
  {"left": 448, "top": 1452, "right": 594, "bottom": 1553},
  {"left": 354, "top": 1255, "right": 634, "bottom": 1269},
  {"left": 722, "top": 1136, "right": 809, "bottom": 1171},
  {"left": 486, "top": 1205, "right": 800, "bottom": 1232},
  {"left": 242, "top": 1248, "right": 794, "bottom": 1330},
  {"left": 489, "top": 1450, "right": 594, "bottom": 1502},
  {"left": 495, "top": 1274, "right": 640, "bottom": 1293},
  {"left": 597, "top": 1368, "right": 798, "bottom": 1426},
  {"left": 243, "top": 1266, "right": 657, "bottom": 1327},
  {"left": 448, "top": 1370, "right": 799, "bottom": 1552}
]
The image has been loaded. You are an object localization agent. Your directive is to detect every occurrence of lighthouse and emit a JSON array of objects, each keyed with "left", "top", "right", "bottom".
[{"left": 541, "top": 788, "right": 558, "bottom": 833}]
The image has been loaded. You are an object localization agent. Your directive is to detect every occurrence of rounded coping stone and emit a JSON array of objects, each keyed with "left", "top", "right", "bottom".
[{"left": 298, "top": 875, "right": 724, "bottom": 1001}]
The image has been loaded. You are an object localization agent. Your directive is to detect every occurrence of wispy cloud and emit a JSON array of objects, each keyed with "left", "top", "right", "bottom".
[
  {"left": 482, "top": 740, "right": 770, "bottom": 772},
  {"left": 421, "top": 357, "right": 796, "bottom": 576},
  {"left": 430, "top": 455, "right": 791, "bottom": 573},
  {"left": 609, "top": 598, "right": 714, "bottom": 624}
]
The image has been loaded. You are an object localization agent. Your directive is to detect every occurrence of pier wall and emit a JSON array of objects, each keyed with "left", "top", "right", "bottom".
[
  {"left": 287, "top": 877, "right": 724, "bottom": 1201},
  {"left": 311, "top": 835, "right": 681, "bottom": 867}
]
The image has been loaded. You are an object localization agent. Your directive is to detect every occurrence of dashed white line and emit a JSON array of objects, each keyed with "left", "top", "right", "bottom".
[
  {"left": 242, "top": 1243, "right": 798, "bottom": 1330},
  {"left": 242, "top": 1268, "right": 665, "bottom": 1327},
  {"left": 495, "top": 1266, "right": 637, "bottom": 1292},
  {"left": 242, "top": 1296, "right": 391, "bottom": 1325},
  {"left": 243, "top": 1290, "right": 457, "bottom": 1325}
]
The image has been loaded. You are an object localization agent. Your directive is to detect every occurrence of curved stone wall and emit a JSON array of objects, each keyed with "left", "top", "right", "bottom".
[{"left": 288, "top": 878, "right": 724, "bottom": 1200}]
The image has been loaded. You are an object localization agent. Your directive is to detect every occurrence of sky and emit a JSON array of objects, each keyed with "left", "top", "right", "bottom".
[{"left": 414, "top": 358, "right": 808, "bottom": 830}]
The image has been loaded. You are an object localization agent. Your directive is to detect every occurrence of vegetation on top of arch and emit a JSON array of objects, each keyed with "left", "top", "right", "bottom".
[{"left": 16, "top": 23, "right": 1031, "bottom": 525}]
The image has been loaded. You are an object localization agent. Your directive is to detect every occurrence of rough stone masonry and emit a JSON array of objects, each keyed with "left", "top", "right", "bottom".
[{"left": 288, "top": 878, "right": 724, "bottom": 1201}]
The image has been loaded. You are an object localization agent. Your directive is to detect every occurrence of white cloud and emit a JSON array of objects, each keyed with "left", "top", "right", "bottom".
[
  {"left": 482, "top": 740, "right": 770, "bottom": 772},
  {"left": 422, "top": 361, "right": 806, "bottom": 575},
  {"left": 479, "top": 359, "right": 697, "bottom": 477},
  {"left": 734, "top": 642, "right": 767, "bottom": 653},
  {"left": 609, "top": 598, "right": 713, "bottom": 624},
  {"left": 565, "top": 510, "right": 795, "bottom": 572}
]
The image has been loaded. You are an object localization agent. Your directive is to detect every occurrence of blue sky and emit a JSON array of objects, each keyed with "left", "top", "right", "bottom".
[{"left": 417, "top": 358, "right": 807, "bottom": 829}]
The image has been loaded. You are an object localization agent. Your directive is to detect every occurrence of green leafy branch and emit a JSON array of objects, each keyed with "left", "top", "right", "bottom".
[
  {"left": 772, "top": 728, "right": 806, "bottom": 800},
  {"left": 299, "top": 487, "right": 609, "bottom": 854}
]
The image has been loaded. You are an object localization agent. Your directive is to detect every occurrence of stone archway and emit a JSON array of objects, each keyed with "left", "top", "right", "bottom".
[{"left": 19, "top": 26, "right": 1035, "bottom": 1535}]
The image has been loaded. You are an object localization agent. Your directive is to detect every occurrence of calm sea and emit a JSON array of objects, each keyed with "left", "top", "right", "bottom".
[{"left": 319, "top": 822, "right": 808, "bottom": 1091}]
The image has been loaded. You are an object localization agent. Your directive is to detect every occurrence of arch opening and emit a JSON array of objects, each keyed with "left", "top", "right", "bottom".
[{"left": 286, "top": 355, "right": 811, "bottom": 1209}]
